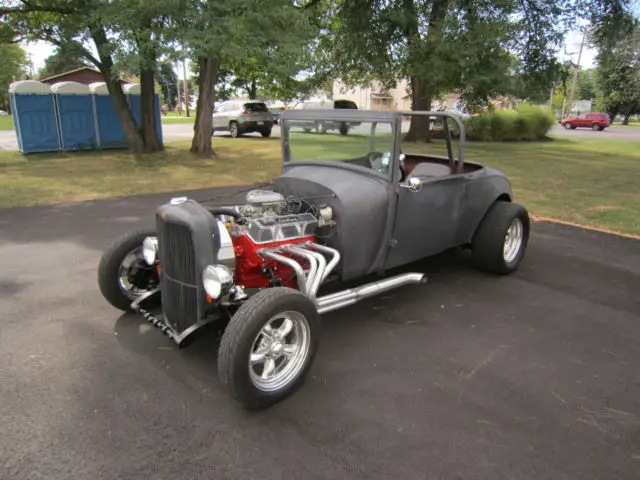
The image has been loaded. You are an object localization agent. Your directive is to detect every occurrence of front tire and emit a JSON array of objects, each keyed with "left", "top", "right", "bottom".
[
  {"left": 471, "top": 201, "right": 530, "bottom": 275},
  {"left": 592, "top": 123, "right": 602, "bottom": 131},
  {"left": 97, "top": 228, "right": 160, "bottom": 311},
  {"left": 563, "top": 122, "right": 573, "bottom": 129},
  {"left": 218, "top": 287, "right": 320, "bottom": 410}
]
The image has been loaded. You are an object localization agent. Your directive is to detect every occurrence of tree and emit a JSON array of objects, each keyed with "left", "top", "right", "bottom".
[
  {"left": 182, "top": 0, "right": 314, "bottom": 155},
  {"left": 322, "top": 0, "right": 626, "bottom": 141},
  {"left": 157, "top": 62, "right": 178, "bottom": 108},
  {"left": 578, "top": 68, "right": 598, "bottom": 100},
  {"left": 38, "top": 43, "right": 87, "bottom": 79},
  {"left": 2, "top": 1, "right": 147, "bottom": 153},
  {"left": 0, "top": 44, "right": 30, "bottom": 110},
  {"left": 593, "top": 12, "right": 639, "bottom": 123}
]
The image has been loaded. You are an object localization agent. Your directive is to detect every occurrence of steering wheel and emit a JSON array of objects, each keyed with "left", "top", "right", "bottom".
[
  {"left": 367, "top": 151, "right": 407, "bottom": 182},
  {"left": 366, "top": 151, "right": 385, "bottom": 172}
]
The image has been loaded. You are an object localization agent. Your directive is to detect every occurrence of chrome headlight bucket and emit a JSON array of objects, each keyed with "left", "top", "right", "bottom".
[
  {"left": 142, "top": 236, "right": 158, "bottom": 264},
  {"left": 203, "top": 264, "right": 235, "bottom": 299}
]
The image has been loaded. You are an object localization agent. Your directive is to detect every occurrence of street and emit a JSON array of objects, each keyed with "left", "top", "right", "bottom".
[
  {"left": 1, "top": 188, "right": 639, "bottom": 480},
  {"left": 0, "top": 120, "right": 638, "bottom": 151}
]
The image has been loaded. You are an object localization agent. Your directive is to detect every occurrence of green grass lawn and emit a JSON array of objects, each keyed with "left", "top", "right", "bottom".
[
  {"left": 0, "top": 115, "right": 14, "bottom": 131},
  {"left": 1, "top": 133, "right": 639, "bottom": 235},
  {"left": 161, "top": 115, "right": 195, "bottom": 124}
]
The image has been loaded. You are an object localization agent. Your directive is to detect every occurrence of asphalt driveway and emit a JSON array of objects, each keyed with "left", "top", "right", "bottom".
[{"left": 1, "top": 189, "right": 639, "bottom": 480}]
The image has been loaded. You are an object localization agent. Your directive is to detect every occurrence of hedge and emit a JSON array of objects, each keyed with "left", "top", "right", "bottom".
[{"left": 462, "top": 104, "right": 556, "bottom": 142}]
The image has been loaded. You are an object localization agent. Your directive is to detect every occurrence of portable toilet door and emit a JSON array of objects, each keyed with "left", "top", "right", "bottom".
[
  {"left": 9, "top": 80, "right": 61, "bottom": 153},
  {"left": 89, "top": 82, "right": 127, "bottom": 149},
  {"left": 124, "top": 83, "right": 163, "bottom": 143},
  {"left": 52, "top": 81, "right": 98, "bottom": 151}
]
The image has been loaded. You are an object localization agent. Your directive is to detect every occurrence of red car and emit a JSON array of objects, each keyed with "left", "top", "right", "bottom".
[{"left": 561, "top": 112, "right": 610, "bottom": 131}]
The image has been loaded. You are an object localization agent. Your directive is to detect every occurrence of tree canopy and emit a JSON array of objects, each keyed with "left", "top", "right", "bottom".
[
  {"left": 38, "top": 43, "right": 87, "bottom": 79},
  {"left": 593, "top": 11, "right": 639, "bottom": 123},
  {"left": 0, "top": 44, "right": 30, "bottom": 110}
]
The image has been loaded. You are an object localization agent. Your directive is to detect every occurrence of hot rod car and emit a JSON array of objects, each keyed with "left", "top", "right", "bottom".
[{"left": 97, "top": 109, "right": 530, "bottom": 409}]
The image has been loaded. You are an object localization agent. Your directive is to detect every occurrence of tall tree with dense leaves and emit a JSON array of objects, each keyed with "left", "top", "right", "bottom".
[
  {"left": 592, "top": 10, "right": 639, "bottom": 123},
  {"left": 324, "top": 0, "right": 626, "bottom": 141},
  {"left": 0, "top": 44, "right": 30, "bottom": 110},
  {"left": 1, "top": 0, "right": 147, "bottom": 153},
  {"left": 37, "top": 43, "right": 87, "bottom": 79},
  {"left": 182, "top": 0, "right": 314, "bottom": 155}
]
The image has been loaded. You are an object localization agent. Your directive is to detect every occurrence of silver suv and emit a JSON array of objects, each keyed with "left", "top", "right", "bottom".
[{"left": 212, "top": 100, "right": 274, "bottom": 138}]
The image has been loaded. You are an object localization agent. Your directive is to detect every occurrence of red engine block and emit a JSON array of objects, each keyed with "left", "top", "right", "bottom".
[{"left": 231, "top": 233, "right": 315, "bottom": 289}]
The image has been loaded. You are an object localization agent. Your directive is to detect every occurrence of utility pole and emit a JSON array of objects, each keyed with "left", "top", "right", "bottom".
[
  {"left": 182, "top": 55, "right": 189, "bottom": 117},
  {"left": 175, "top": 60, "right": 181, "bottom": 114},
  {"left": 565, "top": 28, "right": 587, "bottom": 118}
]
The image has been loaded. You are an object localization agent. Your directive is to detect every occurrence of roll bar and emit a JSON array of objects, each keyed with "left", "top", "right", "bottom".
[{"left": 399, "top": 111, "right": 466, "bottom": 175}]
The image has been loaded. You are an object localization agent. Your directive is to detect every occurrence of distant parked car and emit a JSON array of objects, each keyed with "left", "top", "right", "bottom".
[
  {"left": 0, "top": 109, "right": 8, "bottom": 116},
  {"left": 269, "top": 105, "right": 288, "bottom": 125},
  {"left": 293, "top": 99, "right": 359, "bottom": 135},
  {"left": 561, "top": 112, "right": 610, "bottom": 131},
  {"left": 212, "top": 100, "right": 274, "bottom": 138}
]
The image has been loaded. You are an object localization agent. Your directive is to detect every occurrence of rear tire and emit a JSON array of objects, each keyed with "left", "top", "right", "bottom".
[
  {"left": 471, "top": 201, "right": 530, "bottom": 275},
  {"left": 98, "top": 228, "right": 160, "bottom": 311},
  {"left": 218, "top": 287, "right": 320, "bottom": 410},
  {"left": 261, "top": 128, "right": 272, "bottom": 138},
  {"left": 339, "top": 123, "right": 349, "bottom": 135},
  {"left": 230, "top": 122, "right": 239, "bottom": 138}
]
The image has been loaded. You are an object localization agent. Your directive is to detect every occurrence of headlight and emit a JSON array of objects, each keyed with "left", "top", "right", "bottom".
[
  {"left": 142, "top": 236, "right": 158, "bottom": 264},
  {"left": 202, "top": 265, "right": 234, "bottom": 299}
]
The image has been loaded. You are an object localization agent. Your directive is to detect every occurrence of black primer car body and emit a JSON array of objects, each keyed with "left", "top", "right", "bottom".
[{"left": 98, "top": 110, "right": 530, "bottom": 409}]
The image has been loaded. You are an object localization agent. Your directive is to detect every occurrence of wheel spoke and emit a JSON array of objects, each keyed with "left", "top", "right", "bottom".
[
  {"left": 261, "top": 324, "right": 274, "bottom": 339},
  {"left": 278, "top": 317, "right": 294, "bottom": 337},
  {"left": 282, "top": 344, "right": 297, "bottom": 357},
  {"left": 250, "top": 350, "right": 267, "bottom": 365},
  {"left": 261, "top": 358, "right": 276, "bottom": 379}
]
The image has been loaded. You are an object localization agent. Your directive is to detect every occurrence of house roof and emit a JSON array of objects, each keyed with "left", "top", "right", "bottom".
[
  {"left": 39, "top": 66, "right": 99, "bottom": 82},
  {"left": 40, "top": 66, "right": 129, "bottom": 84}
]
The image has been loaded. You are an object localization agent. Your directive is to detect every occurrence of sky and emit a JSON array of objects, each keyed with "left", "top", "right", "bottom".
[{"left": 23, "top": 28, "right": 599, "bottom": 79}]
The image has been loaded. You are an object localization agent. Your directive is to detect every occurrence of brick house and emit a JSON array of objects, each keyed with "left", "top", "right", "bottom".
[{"left": 40, "top": 67, "right": 130, "bottom": 86}]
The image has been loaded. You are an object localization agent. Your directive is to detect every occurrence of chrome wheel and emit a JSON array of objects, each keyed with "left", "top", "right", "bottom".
[
  {"left": 503, "top": 217, "right": 523, "bottom": 263},
  {"left": 248, "top": 311, "right": 311, "bottom": 392},
  {"left": 117, "top": 246, "right": 158, "bottom": 300}
]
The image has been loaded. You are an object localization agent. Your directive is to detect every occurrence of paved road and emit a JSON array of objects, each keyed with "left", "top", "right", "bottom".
[
  {"left": 1, "top": 121, "right": 638, "bottom": 151},
  {"left": 1, "top": 189, "right": 639, "bottom": 480}
]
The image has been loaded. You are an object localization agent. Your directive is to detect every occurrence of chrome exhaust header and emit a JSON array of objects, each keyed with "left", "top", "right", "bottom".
[
  {"left": 259, "top": 243, "right": 426, "bottom": 315},
  {"left": 315, "top": 273, "right": 427, "bottom": 314}
]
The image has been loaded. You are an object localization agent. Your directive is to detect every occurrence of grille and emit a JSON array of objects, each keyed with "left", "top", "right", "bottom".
[
  {"left": 156, "top": 214, "right": 199, "bottom": 332},
  {"left": 156, "top": 216, "right": 196, "bottom": 284}
]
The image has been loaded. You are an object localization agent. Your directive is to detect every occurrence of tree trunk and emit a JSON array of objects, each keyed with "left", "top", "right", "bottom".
[
  {"left": 402, "top": 0, "right": 449, "bottom": 142},
  {"left": 140, "top": 67, "right": 163, "bottom": 153},
  {"left": 246, "top": 79, "right": 257, "bottom": 100},
  {"left": 89, "top": 27, "right": 145, "bottom": 154},
  {"left": 190, "top": 54, "right": 218, "bottom": 156},
  {"left": 622, "top": 113, "right": 631, "bottom": 125},
  {"left": 405, "top": 76, "right": 432, "bottom": 142}
]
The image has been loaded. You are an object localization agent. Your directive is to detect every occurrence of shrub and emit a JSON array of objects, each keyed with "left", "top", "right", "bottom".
[{"left": 462, "top": 104, "right": 555, "bottom": 142}]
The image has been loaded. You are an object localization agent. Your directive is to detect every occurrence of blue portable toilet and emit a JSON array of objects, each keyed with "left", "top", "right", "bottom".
[
  {"left": 9, "top": 80, "right": 61, "bottom": 153},
  {"left": 124, "top": 83, "right": 163, "bottom": 143},
  {"left": 90, "top": 82, "right": 127, "bottom": 149},
  {"left": 51, "top": 81, "right": 98, "bottom": 151}
]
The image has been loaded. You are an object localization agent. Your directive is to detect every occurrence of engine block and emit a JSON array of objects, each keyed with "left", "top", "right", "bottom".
[{"left": 228, "top": 212, "right": 318, "bottom": 289}]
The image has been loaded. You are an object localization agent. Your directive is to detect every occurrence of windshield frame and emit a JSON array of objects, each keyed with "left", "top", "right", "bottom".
[{"left": 280, "top": 110, "right": 401, "bottom": 182}]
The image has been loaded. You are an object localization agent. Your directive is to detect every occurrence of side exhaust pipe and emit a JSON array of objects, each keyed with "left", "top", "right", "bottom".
[
  {"left": 316, "top": 273, "right": 427, "bottom": 314},
  {"left": 260, "top": 243, "right": 426, "bottom": 315}
]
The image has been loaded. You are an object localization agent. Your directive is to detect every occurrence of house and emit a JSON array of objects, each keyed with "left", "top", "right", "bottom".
[
  {"left": 40, "top": 66, "right": 130, "bottom": 86},
  {"left": 332, "top": 79, "right": 462, "bottom": 111}
]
